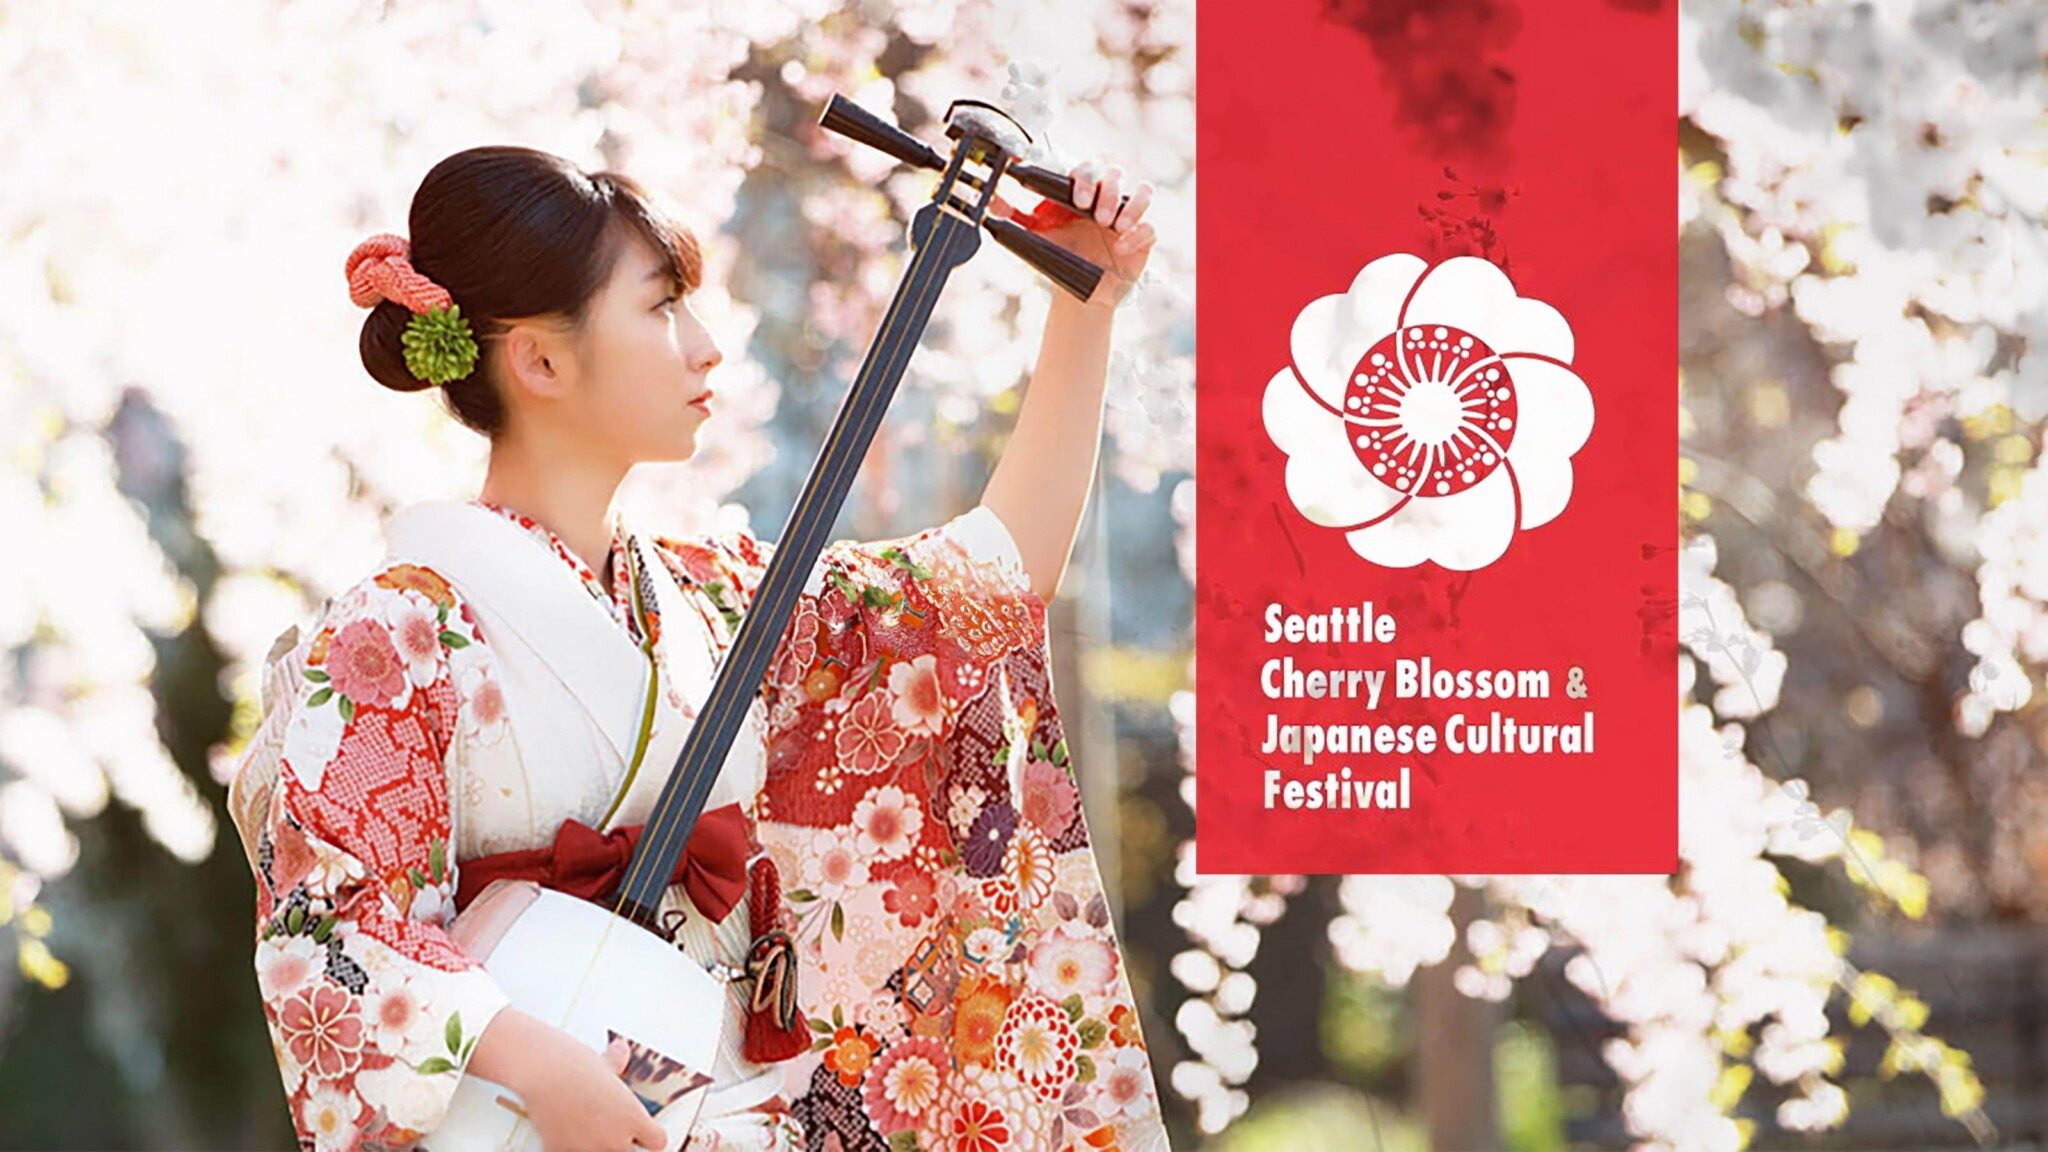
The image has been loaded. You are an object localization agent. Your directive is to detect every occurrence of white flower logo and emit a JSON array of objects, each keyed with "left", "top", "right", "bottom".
[{"left": 1263, "top": 254, "right": 1594, "bottom": 570}]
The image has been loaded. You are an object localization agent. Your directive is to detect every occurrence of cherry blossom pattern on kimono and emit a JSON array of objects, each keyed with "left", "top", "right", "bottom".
[
  {"left": 684, "top": 507, "right": 1173, "bottom": 1152},
  {"left": 249, "top": 561, "right": 516, "bottom": 1152}
]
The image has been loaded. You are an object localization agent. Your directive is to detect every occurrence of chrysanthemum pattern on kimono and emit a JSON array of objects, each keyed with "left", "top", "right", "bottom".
[
  {"left": 690, "top": 509, "right": 1171, "bottom": 1152},
  {"left": 247, "top": 559, "right": 516, "bottom": 1152}
]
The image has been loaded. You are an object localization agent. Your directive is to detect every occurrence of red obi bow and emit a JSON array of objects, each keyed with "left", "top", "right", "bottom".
[
  {"left": 452, "top": 802, "right": 752, "bottom": 922},
  {"left": 449, "top": 801, "right": 810, "bottom": 1065}
]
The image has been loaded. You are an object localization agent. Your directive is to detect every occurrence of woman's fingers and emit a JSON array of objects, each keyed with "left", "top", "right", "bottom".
[
  {"left": 1093, "top": 165, "right": 1124, "bottom": 228},
  {"left": 1070, "top": 160, "right": 1100, "bottom": 211},
  {"left": 1056, "top": 160, "right": 1154, "bottom": 256},
  {"left": 1114, "top": 181, "right": 1155, "bottom": 231}
]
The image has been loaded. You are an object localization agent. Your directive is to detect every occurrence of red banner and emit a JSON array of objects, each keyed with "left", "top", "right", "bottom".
[{"left": 1196, "top": 0, "right": 1678, "bottom": 873}]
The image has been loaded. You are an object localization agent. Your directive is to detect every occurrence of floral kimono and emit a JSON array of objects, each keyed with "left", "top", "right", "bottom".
[{"left": 227, "top": 497, "right": 1167, "bottom": 1152}]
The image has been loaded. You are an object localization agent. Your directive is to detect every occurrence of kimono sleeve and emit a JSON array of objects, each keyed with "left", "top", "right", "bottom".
[
  {"left": 849, "top": 501, "right": 1050, "bottom": 657},
  {"left": 242, "top": 563, "right": 511, "bottom": 1151},
  {"left": 831, "top": 501, "right": 1043, "bottom": 604},
  {"left": 696, "top": 503, "right": 1037, "bottom": 609},
  {"left": 747, "top": 505, "right": 1174, "bottom": 1149},
  {"left": 700, "top": 505, "right": 1046, "bottom": 723},
  {"left": 924, "top": 503, "right": 1039, "bottom": 602}
]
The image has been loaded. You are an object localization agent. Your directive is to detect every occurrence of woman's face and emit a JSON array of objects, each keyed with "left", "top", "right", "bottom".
[{"left": 521, "top": 229, "right": 722, "bottom": 465}]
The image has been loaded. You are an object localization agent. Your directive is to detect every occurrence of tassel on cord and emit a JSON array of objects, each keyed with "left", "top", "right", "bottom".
[{"left": 741, "top": 854, "right": 807, "bottom": 1064}]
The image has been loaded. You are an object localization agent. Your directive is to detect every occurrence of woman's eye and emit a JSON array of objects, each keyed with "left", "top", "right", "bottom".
[{"left": 655, "top": 295, "right": 679, "bottom": 313}]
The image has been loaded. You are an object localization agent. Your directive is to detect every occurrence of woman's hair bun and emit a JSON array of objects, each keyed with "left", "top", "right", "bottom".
[
  {"left": 351, "top": 145, "right": 705, "bottom": 435},
  {"left": 358, "top": 299, "right": 439, "bottom": 394}
]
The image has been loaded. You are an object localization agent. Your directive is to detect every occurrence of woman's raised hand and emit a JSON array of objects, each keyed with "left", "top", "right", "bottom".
[{"left": 993, "top": 158, "right": 1157, "bottom": 310}]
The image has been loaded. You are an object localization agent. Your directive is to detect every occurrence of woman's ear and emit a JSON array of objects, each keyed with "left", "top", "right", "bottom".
[{"left": 497, "top": 320, "right": 574, "bottom": 403}]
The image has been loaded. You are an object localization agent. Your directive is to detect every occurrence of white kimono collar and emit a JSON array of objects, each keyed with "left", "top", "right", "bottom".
[{"left": 383, "top": 499, "right": 653, "bottom": 771}]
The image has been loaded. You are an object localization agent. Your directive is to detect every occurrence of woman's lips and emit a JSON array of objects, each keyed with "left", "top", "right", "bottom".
[{"left": 689, "top": 389, "right": 714, "bottom": 412}]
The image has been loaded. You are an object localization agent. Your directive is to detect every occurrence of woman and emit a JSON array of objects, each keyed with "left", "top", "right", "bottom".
[{"left": 225, "top": 143, "right": 1164, "bottom": 1152}]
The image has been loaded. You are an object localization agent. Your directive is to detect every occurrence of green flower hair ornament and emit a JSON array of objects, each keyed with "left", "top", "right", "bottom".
[{"left": 402, "top": 304, "right": 480, "bottom": 386}]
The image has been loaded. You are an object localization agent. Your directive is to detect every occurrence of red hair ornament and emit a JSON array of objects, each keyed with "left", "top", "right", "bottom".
[{"left": 345, "top": 233, "right": 480, "bottom": 386}]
